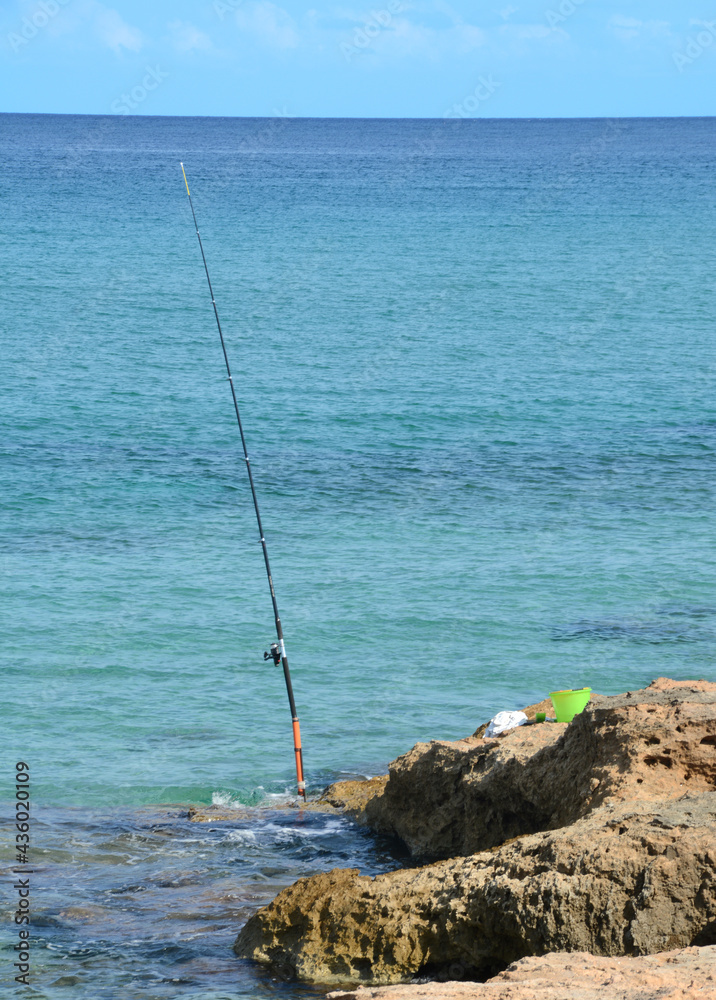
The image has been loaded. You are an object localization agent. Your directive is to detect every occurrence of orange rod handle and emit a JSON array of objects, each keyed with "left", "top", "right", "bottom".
[{"left": 292, "top": 719, "right": 305, "bottom": 798}]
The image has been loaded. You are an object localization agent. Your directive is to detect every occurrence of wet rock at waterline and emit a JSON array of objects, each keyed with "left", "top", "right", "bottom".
[{"left": 235, "top": 795, "right": 716, "bottom": 983}]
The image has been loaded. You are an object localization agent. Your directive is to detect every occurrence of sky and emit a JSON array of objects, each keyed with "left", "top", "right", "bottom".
[{"left": 1, "top": 0, "right": 714, "bottom": 118}]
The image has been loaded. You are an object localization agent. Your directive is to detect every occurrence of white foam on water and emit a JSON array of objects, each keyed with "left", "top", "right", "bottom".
[
  {"left": 211, "top": 786, "right": 313, "bottom": 811},
  {"left": 179, "top": 993, "right": 239, "bottom": 1000},
  {"left": 257, "top": 818, "right": 347, "bottom": 840},
  {"left": 218, "top": 815, "right": 348, "bottom": 847},
  {"left": 223, "top": 829, "right": 257, "bottom": 844},
  {"left": 262, "top": 788, "right": 301, "bottom": 807},
  {"left": 210, "top": 791, "right": 237, "bottom": 808}
]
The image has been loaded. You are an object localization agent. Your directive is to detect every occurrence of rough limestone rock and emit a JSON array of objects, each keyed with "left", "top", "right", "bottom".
[
  {"left": 235, "top": 794, "right": 716, "bottom": 983},
  {"left": 318, "top": 777, "right": 390, "bottom": 825},
  {"left": 326, "top": 946, "right": 716, "bottom": 1000},
  {"left": 360, "top": 679, "right": 716, "bottom": 859},
  {"left": 235, "top": 679, "right": 716, "bottom": 985}
]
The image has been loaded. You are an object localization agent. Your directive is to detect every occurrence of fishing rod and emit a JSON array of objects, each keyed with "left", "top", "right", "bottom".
[{"left": 180, "top": 162, "right": 306, "bottom": 801}]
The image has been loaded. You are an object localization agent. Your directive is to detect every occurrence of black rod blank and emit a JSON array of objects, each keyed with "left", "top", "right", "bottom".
[{"left": 180, "top": 163, "right": 306, "bottom": 799}]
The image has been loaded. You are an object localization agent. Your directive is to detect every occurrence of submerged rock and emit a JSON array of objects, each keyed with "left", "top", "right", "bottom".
[
  {"left": 187, "top": 777, "right": 387, "bottom": 824},
  {"left": 234, "top": 679, "right": 716, "bottom": 985}
]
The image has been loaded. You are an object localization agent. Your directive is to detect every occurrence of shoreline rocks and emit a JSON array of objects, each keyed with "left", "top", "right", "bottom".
[
  {"left": 326, "top": 946, "right": 716, "bottom": 1000},
  {"left": 235, "top": 679, "right": 716, "bottom": 986},
  {"left": 235, "top": 794, "right": 716, "bottom": 983},
  {"left": 346, "top": 678, "right": 716, "bottom": 859}
]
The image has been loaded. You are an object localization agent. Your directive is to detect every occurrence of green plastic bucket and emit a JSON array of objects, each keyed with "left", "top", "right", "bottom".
[{"left": 549, "top": 687, "right": 592, "bottom": 723}]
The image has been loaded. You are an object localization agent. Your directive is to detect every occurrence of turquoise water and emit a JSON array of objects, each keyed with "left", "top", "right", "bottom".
[{"left": 1, "top": 114, "right": 715, "bottom": 996}]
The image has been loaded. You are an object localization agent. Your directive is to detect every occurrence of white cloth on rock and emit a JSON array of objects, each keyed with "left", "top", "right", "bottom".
[{"left": 484, "top": 710, "right": 528, "bottom": 738}]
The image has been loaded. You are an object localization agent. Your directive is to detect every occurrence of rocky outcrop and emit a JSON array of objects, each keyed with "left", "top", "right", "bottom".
[
  {"left": 235, "top": 679, "right": 716, "bottom": 985},
  {"left": 327, "top": 946, "right": 716, "bottom": 1000},
  {"left": 332, "top": 679, "right": 716, "bottom": 859},
  {"left": 318, "top": 776, "right": 389, "bottom": 825},
  {"left": 235, "top": 794, "right": 716, "bottom": 983}
]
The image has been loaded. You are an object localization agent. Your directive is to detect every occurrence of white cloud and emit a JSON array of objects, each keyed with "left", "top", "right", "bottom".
[
  {"left": 235, "top": 2, "right": 300, "bottom": 49},
  {"left": 94, "top": 5, "right": 144, "bottom": 53},
  {"left": 380, "top": 19, "right": 438, "bottom": 56},
  {"left": 609, "top": 15, "right": 642, "bottom": 41},
  {"left": 500, "top": 22, "right": 553, "bottom": 41},
  {"left": 458, "top": 23, "right": 486, "bottom": 49},
  {"left": 305, "top": 3, "right": 486, "bottom": 58},
  {"left": 512, "top": 24, "right": 552, "bottom": 40},
  {"left": 608, "top": 15, "right": 672, "bottom": 44},
  {"left": 362, "top": 18, "right": 485, "bottom": 59},
  {"left": 487, "top": 20, "right": 565, "bottom": 58},
  {"left": 168, "top": 20, "right": 212, "bottom": 54},
  {"left": 428, "top": 4, "right": 486, "bottom": 53}
]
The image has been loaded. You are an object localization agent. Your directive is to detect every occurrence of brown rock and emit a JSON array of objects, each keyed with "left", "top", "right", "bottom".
[
  {"left": 326, "top": 946, "right": 716, "bottom": 1000},
  {"left": 188, "top": 805, "right": 263, "bottom": 823},
  {"left": 317, "top": 776, "right": 390, "bottom": 825},
  {"left": 362, "top": 679, "right": 716, "bottom": 859},
  {"left": 649, "top": 677, "right": 716, "bottom": 693},
  {"left": 234, "top": 679, "right": 716, "bottom": 985},
  {"left": 235, "top": 794, "right": 716, "bottom": 983}
]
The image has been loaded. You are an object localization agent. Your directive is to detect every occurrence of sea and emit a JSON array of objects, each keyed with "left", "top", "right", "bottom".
[{"left": 1, "top": 114, "right": 715, "bottom": 998}]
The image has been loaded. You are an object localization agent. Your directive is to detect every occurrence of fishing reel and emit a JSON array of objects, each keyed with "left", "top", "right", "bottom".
[{"left": 264, "top": 643, "right": 281, "bottom": 666}]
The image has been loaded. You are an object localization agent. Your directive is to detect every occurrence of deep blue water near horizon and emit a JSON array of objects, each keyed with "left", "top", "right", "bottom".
[{"left": 1, "top": 114, "right": 715, "bottom": 997}]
